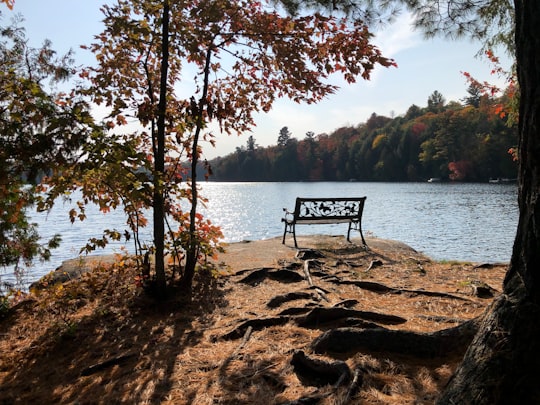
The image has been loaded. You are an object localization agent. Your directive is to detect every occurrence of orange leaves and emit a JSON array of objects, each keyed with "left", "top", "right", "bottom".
[
  {"left": 1, "top": 0, "right": 14, "bottom": 9},
  {"left": 508, "top": 147, "right": 518, "bottom": 161},
  {"left": 448, "top": 161, "right": 473, "bottom": 181},
  {"left": 495, "top": 105, "right": 506, "bottom": 119},
  {"left": 85, "top": 0, "right": 396, "bottom": 148},
  {"left": 200, "top": 0, "right": 395, "bottom": 123},
  {"left": 78, "top": 69, "right": 90, "bottom": 80},
  {"left": 115, "top": 114, "right": 128, "bottom": 126},
  {"left": 462, "top": 50, "right": 514, "bottom": 98},
  {"left": 68, "top": 208, "right": 86, "bottom": 224},
  {"left": 462, "top": 49, "right": 517, "bottom": 125},
  {"left": 75, "top": 0, "right": 396, "bottom": 285}
]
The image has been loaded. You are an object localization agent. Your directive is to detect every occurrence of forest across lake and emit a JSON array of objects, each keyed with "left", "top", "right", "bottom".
[{"left": 208, "top": 93, "right": 517, "bottom": 183}]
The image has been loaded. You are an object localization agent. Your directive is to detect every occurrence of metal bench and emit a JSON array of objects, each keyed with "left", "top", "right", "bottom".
[{"left": 282, "top": 197, "right": 367, "bottom": 248}]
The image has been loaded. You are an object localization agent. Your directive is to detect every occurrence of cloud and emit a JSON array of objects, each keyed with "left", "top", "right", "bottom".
[{"left": 373, "top": 13, "right": 422, "bottom": 57}]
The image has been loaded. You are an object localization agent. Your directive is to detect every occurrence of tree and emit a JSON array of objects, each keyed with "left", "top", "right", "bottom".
[
  {"left": 0, "top": 13, "right": 94, "bottom": 287},
  {"left": 44, "top": 0, "right": 395, "bottom": 298},
  {"left": 210, "top": 93, "right": 516, "bottom": 182},
  {"left": 277, "top": 126, "right": 293, "bottom": 146},
  {"left": 427, "top": 90, "right": 446, "bottom": 112},
  {"left": 404, "top": 104, "right": 423, "bottom": 119},
  {"left": 305, "top": 131, "right": 315, "bottom": 140},
  {"left": 438, "top": 1, "right": 540, "bottom": 402},
  {"left": 462, "top": 83, "right": 482, "bottom": 107},
  {"left": 246, "top": 135, "right": 258, "bottom": 152},
  {"left": 279, "top": 0, "right": 537, "bottom": 401}
]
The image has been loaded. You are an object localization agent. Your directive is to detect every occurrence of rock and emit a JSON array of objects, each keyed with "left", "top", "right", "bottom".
[
  {"left": 30, "top": 255, "right": 119, "bottom": 290},
  {"left": 469, "top": 280, "right": 498, "bottom": 298}
]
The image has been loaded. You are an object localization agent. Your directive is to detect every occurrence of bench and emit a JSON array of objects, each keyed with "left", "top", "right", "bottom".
[{"left": 282, "top": 197, "right": 367, "bottom": 248}]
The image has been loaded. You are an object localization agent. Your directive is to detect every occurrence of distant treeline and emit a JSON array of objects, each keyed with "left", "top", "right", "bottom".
[{"left": 207, "top": 90, "right": 517, "bottom": 182}]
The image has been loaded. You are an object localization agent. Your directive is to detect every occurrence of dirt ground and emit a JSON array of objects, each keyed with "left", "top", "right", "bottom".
[
  {"left": 0, "top": 235, "right": 508, "bottom": 404},
  {"left": 215, "top": 235, "right": 427, "bottom": 272}
]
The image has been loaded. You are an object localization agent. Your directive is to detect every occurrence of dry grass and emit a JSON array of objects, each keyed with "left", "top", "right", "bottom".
[{"left": 0, "top": 236, "right": 507, "bottom": 404}]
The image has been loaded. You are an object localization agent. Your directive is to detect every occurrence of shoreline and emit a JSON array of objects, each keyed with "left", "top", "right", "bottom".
[{"left": 35, "top": 235, "right": 508, "bottom": 289}]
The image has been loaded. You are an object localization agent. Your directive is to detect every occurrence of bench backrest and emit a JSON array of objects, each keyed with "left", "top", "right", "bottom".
[{"left": 293, "top": 197, "right": 366, "bottom": 221}]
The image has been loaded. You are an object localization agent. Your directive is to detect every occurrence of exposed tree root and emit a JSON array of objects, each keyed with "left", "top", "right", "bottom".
[
  {"left": 220, "top": 317, "right": 290, "bottom": 340},
  {"left": 297, "top": 307, "right": 407, "bottom": 328},
  {"left": 327, "top": 278, "right": 470, "bottom": 300},
  {"left": 290, "top": 350, "right": 351, "bottom": 387},
  {"left": 238, "top": 268, "right": 304, "bottom": 285},
  {"left": 267, "top": 292, "right": 314, "bottom": 308},
  {"left": 221, "top": 306, "right": 406, "bottom": 340},
  {"left": 312, "top": 318, "right": 480, "bottom": 358},
  {"left": 80, "top": 352, "right": 136, "bottom": 376}
]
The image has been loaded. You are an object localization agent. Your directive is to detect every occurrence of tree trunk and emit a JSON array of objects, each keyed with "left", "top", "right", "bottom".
[
  {"left": 152, "top": 1, "right": 170, "bottom": 299},
  {"left": 181, "top": 47, "right": 213, "bottom": 291},
  {"left": 438, "top": 1, "right": 540, "bottom": 403}
]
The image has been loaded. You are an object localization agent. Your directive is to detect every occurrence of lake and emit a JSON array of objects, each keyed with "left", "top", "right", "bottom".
[{"left": 5, "top": 182, "right": 519, "bottom": 288}]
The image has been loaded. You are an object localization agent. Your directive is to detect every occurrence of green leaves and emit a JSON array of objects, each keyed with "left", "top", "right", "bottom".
[{"left": 0, "top": 17, "right": 95, "bottom": 278}]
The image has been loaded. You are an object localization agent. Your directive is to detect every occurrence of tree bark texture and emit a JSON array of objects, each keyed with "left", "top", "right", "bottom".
[
  {"left": 439, "top": 1, "right": 540, "bottom": 403},
  {"left": 182, "top": 47, "right": 212, "bottom": 291},
  {"left": 153, "top": 1, "right": 170, "bottom": 298}
]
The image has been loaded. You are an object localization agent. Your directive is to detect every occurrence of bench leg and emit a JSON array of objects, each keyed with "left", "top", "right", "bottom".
[
  {"left": 348, "top": 221, "right": 367, "bottom": 247},
  {"left": 359, "top": 228, "right": 367, "bottom": 246},
  {"left": 347, "top": 222, "right": 352, "bottom": 242},
  {"left": 283, "top": 221, "right": 298, "bottom": 248}
]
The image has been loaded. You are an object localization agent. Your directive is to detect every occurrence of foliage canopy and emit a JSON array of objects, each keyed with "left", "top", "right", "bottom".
[
  {"left": 35, "top": 0, "right": 396, "bottom": 296},
  {"left": 212, "top": 88, "right": 517, "bottom": 182},
  {"left": 0, "top": 14, "right": 96, "bottom": 286}
]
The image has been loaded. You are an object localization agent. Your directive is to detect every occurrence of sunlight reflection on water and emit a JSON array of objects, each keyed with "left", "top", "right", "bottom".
[{"left": 6, "top": 182, "right": 518, "bottom": 287}]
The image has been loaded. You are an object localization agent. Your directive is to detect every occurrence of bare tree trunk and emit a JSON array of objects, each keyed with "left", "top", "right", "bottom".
[
  {"left": 152, "top": 0, "right": 170, "bottom": 299},
  {"left": 181, "top": 47, "right": 213, "bottom": 291},
  {"left": 439, "top": 1, "right": 540, "bottom": 403}
]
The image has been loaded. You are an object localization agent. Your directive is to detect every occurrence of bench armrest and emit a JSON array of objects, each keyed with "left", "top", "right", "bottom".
[{"left": 282, "top": 207, "right": 294, "bottom": 222}]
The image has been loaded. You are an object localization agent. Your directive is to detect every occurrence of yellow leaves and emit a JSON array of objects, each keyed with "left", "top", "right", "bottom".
[{"left": 372, "top": 134, "right": 387, "bottom": 150}]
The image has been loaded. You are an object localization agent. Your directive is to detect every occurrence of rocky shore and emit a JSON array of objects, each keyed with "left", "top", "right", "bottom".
[{"left": 1, "top": 235, "right": 508, "bottom": 404}]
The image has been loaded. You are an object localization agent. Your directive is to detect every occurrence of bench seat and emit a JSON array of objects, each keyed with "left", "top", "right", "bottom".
[{"left": 282, "top": 197, "right": 367, "bottom": 248}]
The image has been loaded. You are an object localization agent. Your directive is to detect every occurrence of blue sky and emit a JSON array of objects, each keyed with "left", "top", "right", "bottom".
[{"left": 6, "top": 1, "right": 512, "bottom": 159}]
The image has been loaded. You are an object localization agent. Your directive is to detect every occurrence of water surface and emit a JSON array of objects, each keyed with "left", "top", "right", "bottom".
[{"left": 6, "top": 182, "right": 518, "bottom": 287}]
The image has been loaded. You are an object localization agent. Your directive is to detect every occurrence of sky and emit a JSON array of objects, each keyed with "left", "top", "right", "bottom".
[{"left": 5, "top": 1, "right": 513, "bottom": 160}]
